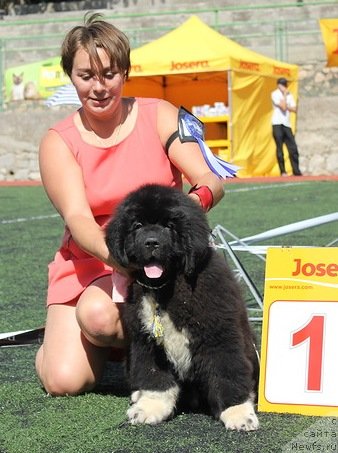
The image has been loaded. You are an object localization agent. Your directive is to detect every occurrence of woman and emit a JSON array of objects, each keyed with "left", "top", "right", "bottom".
[{"left": 35, "top": 13, "right": 225, "bottom": 396}]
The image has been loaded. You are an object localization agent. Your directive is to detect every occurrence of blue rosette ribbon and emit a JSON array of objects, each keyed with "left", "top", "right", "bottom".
[{"left": 178, "top": 107, "right": 239, "bottom": 179}]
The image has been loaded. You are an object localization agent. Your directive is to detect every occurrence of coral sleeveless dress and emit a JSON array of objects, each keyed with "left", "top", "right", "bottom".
[{"left": 46, "top": 97, "right": 182, "bottom": 306}]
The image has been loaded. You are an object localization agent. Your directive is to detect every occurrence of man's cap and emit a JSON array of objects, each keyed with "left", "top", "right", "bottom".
[{"left": 277, "top": 77, "right": 288, "bottom": 87}]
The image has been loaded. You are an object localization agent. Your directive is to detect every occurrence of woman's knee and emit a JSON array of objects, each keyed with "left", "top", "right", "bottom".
[
  {"left": 35, "top": 302, "right": 108, "bottom": 396},
  {"left": 77, "top": 298, "right": 111, "bottom": 333},
  {"left": 37, "top": 356, "right": 96, "bottom": 396},
  {"left": 76, "top": 293, "right": 125, "bottom": 346}
]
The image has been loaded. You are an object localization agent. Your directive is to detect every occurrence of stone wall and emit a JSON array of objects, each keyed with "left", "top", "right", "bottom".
[
  {"left": 0, "top": 104, "right": 69, "bottom": 181},
  {"left": 297, "top": 63, "right": 338, "bottom": 176},
  {"left": 2, "top": 1, "right": 336, "bottom": 67},
  {"left": 0, "top": 62, "right": 337, "bottom": 181}
]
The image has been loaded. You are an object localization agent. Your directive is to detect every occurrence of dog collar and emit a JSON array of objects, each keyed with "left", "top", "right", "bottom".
[{"left": 136, "top": 280, "right": 169, "bottom": 290}]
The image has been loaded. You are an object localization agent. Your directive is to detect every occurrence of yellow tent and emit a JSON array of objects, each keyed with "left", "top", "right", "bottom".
[{"left": 124, "top": 15, "right": 299, "bottom": 177}]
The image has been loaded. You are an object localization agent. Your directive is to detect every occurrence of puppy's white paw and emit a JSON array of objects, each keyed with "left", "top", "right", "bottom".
[
  {"left": 130, "top": 390, "right": 141, "bottom": 403},
  {"left": 127, "top": 387, "right": 179, "bottom": 425},
  {"left": 220, "top": 400, "right": 259, "bottom": 431}
]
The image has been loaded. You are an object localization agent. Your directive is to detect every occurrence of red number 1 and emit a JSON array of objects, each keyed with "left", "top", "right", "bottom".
[{"left": 291, "top": 315, "right": 325, "bottom": 391}]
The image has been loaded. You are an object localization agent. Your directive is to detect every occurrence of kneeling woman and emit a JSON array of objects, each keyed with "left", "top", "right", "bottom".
[{"left": 35, "top": 13, "right": 226, "bottom": 396}]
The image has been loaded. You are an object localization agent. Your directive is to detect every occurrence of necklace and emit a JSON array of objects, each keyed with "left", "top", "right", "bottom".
[{"left": 83, "top": 102, "right": 124, "bottom": 147}]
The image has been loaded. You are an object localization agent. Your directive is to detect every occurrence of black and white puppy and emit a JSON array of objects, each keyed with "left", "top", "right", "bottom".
[{"left": 105, "top": 184, "right": 259, "bottom": 430}]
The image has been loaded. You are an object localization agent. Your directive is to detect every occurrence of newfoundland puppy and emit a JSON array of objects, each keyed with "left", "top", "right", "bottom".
[{"left": 105, "top": 184, "right": 259, "bottom": 430}]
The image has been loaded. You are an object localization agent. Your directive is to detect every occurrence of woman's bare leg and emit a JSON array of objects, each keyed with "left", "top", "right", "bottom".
[
  {"left": 35, "top": 275, "right": 126, "bottom": 396},
  {"left": 76, "top": 275, "right": 126, "bottom": 349}
]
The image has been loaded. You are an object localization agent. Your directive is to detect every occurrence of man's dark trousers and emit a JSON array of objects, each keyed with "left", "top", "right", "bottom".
[{"left": 272, "top": 124, "right": 301, "bottom": 175}]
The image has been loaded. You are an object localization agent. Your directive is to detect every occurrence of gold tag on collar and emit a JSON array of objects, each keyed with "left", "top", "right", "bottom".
[{"left": 152, "top": 306, "right": 164, "bottom": 341}]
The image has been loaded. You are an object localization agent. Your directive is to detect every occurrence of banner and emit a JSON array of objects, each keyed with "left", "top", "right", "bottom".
[
  {"left": 259, "top": 247, "right": 338, "bottom": 416},
  {"left": 5, "top": 57, "right": 69, "bottom": 101},
  {"left": 319, "top": 18, "right": 338, "bottom": 67}
]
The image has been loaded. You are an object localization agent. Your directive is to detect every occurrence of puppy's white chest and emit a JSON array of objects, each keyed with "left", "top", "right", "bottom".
[{"left": 140, "top": 295, "right": 192, "bottom": 380}]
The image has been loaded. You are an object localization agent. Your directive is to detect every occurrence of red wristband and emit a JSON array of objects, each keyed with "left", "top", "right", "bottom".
[{"left": 188, "top": 185, "right": 214, "bottom": 212}]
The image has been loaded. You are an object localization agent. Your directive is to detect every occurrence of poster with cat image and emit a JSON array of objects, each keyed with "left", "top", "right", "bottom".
[{"left": 5, "top": 56, "right": 70, "bottom": 101}]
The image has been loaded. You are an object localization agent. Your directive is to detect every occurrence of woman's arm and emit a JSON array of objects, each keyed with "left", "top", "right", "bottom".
[
  {"left": 39, "top": 129, "right": 125, "bottom": 272},
  {"left": 157, "top": 100, "right": 225, "bottom": 209}
]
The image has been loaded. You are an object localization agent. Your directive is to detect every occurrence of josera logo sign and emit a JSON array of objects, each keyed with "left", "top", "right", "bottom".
[
  {"left": 239, "top": 60, "right": 260, "bottom": 72},
  {"left": 292, "top": 259, "right": 338, "bottom": 277},
  {"left": 273, "top": 66, "right": 291, "bottom": 77},
  {"left": 170, "top": 60, "right": 209, "bottom": 71}
]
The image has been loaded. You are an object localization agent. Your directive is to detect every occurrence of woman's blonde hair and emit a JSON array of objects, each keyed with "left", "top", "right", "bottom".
[{"left": 61, "top": 12, "right": 131, "bottom": 80}]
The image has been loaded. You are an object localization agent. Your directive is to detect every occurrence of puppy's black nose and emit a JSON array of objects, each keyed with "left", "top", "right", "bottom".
[{"left": 145, "top": 237, "right": 159, "bottom": 248}]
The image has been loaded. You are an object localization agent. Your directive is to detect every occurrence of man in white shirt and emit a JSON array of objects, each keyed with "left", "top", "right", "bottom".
[{"left": 271, "top": 77, "right": 302, "bottom": 176}]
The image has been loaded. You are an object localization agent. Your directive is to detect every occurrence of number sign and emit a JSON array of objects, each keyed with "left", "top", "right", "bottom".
[{"left": 258, "top": 247, "right": 338, "bottom": 416}]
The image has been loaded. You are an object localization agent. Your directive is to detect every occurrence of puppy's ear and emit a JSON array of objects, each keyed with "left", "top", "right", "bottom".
[
  {"left": 183, "top": 238, "right": 209, "bottom": 278},
  {"left": 105, "top": 216, "right": 129, "bottom": 267},
  {"left": 180, "top": 213, "right": 210, "bottom": 278}
]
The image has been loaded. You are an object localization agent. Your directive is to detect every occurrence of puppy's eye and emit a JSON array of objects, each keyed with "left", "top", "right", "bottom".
[{"left": 132, "top": 222, "right": 143, "bottom": 230}]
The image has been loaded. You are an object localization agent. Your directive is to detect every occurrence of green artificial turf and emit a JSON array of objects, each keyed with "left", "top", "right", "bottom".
[{"left": 0, "top": 181, "right": 337, "bottom": 453}]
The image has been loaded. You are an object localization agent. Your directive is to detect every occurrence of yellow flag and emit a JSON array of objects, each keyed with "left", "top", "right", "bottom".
[{"left": 319, "top": 18, "right": 338, "bottom": 67}]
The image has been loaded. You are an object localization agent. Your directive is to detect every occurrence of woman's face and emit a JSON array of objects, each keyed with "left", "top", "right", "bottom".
[{"left": 71, "top": 46, "right": 125, "bottom": 117}]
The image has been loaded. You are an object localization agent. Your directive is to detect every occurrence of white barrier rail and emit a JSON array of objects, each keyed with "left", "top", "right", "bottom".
[{"left": 229, "top": 212, "right": 338, "bottom": 246}]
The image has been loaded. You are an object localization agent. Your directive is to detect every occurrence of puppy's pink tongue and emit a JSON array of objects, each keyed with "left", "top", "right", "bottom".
[{"left": 144, "top": 264, "right": 164, "bottom": 278}]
